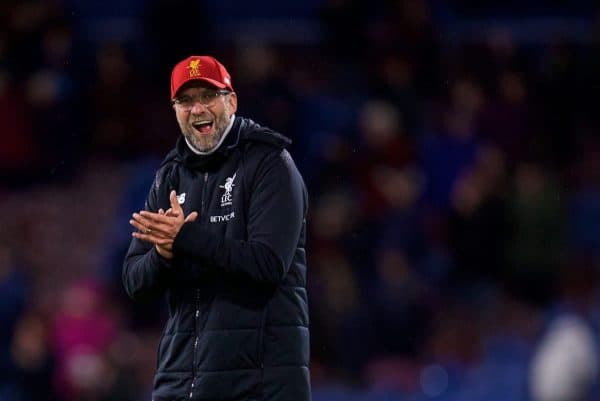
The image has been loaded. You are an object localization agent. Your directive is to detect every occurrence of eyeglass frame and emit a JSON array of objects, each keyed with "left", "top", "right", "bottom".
[{"left": 172, "top": 89, "right": 233, "bottom": 111}]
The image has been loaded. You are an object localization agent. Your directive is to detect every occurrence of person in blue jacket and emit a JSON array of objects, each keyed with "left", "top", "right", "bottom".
[{"left": 124, "top": 55, "right": 310, "bottom": 401}]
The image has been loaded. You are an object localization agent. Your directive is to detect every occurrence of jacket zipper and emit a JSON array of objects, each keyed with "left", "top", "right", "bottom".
[
  {"left": 190, "top": 172, "right": 208, "bottom": 400},
  {"left": 257, "top": 307, "right": 267, "bottom": 399},
  {"left": 189, "top": 290, "right": 200, "bottom": 400},
  {"left": 201, "top": 172, "right": 208, "bottom": 213}
]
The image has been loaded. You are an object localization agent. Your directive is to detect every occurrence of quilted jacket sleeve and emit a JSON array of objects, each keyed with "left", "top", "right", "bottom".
[{"left": 122, "top": 168, "right": 174, "bottom": 301}]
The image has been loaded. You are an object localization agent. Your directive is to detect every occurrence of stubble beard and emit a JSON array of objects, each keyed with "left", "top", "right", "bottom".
[{"left": 181, "top": 110, "right": 232, "bottom": 153}]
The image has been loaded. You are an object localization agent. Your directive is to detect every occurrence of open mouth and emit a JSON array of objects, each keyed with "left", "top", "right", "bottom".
[{"left": 192, "top": 120, "right": 214, "bottom": 135}]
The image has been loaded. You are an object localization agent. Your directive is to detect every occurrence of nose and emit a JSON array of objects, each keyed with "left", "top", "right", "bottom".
[{"left": 190, "top": 101, "right": 208, "bottom": 114}]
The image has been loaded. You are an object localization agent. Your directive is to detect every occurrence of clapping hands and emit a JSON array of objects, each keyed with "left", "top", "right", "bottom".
[{"left": 130, "top": 190, "right": 198, "bottom": 259}]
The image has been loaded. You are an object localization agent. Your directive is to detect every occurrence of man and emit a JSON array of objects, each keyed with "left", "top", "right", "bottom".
[{"left": 123, "top": 55, "right": 310, "bottom": 401}]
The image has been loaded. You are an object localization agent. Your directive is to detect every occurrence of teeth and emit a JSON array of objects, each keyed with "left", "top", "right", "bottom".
[{"left": 192, "top": 120, "right": 212, "bottom": 126}]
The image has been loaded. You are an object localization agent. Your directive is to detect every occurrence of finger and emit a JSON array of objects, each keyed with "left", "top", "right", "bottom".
[
  {"left": 155, "top": 244, "right": 173, "bottom": 252},
  {"left": 139, "top": 210, "right": 176, "bottom": 224},
  {"left": 132, "top": 212, "right": 160, "bottom": 228},
  {"left": 185, "top": 211, "right": 198, "bottom": 223},
  {"left": 159, "top": 243, "right": 173, "bottom": 251},
  {"left": 137, "top": 212, "right": 182, "bottom": 235},
  {"left": 165, "top": 207, "right": 179, "bottom": 217},
  {"left": 130, "top": 219, "right": 168, "bottom": 237},
  {"left": 129, "top": 218, "right": 146, "bottom": 232},
  {"left": 170, "top": 190, "right": 183, "bottom": 214},
  {"left": 159, "top": 208, "right": 164, "bottom": 214},
  {"left": 154, "top": 237, "right": 173, "bottom": 246},
  {"left": 131, "top": 213, "right": 172, "bottom": 236},
  {"left": 132, "top": 231, "right": 155, "bottom": 243}
]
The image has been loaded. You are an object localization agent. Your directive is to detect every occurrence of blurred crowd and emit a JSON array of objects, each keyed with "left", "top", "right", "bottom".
[{"left": 1, "top": 0, "right": 600, "bottom": 400}]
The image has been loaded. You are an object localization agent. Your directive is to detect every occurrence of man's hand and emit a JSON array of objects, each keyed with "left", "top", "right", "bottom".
[
  {"left": 130, "top": 191, "right": 198, "bottom": 259},
  {"left": 154, "top": 208, "right": 174, "bottom": 259}
]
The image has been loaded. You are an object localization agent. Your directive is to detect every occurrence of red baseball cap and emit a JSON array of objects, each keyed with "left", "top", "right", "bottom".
[{"left": 170, "top": 55, "right": 234, "bottom": 99}]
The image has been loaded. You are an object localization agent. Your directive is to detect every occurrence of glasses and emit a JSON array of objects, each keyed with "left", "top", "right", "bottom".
[{"left": 172, "top": 90, "right": 231, "bottom": 111}]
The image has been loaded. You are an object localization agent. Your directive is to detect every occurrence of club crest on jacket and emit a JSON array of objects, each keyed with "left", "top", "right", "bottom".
[{"left": 219, "top": 172, "right": 236, "bottom": 207}]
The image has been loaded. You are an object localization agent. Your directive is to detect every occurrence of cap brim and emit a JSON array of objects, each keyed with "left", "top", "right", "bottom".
[{"left": 172, "top": 77, "right": 228, "bottom": 99}]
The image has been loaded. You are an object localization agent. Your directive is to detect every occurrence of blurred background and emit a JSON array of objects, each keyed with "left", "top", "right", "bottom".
[{"left": 1, "top": 0, "right": 600, "bottom": 400}]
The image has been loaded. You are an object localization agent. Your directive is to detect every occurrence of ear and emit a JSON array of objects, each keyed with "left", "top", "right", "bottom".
[{"left": 227, "top": 92, "right": 238, "bottom": 114}]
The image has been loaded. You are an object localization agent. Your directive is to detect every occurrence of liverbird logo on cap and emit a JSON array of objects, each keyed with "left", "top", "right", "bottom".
[{"left": 187, "top": 59, "right": 201, "bottom": 77}]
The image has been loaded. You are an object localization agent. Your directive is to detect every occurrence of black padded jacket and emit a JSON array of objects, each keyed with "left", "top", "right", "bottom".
[{"left": 122, "top": 116, "right": 310, "bottom": 401}]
